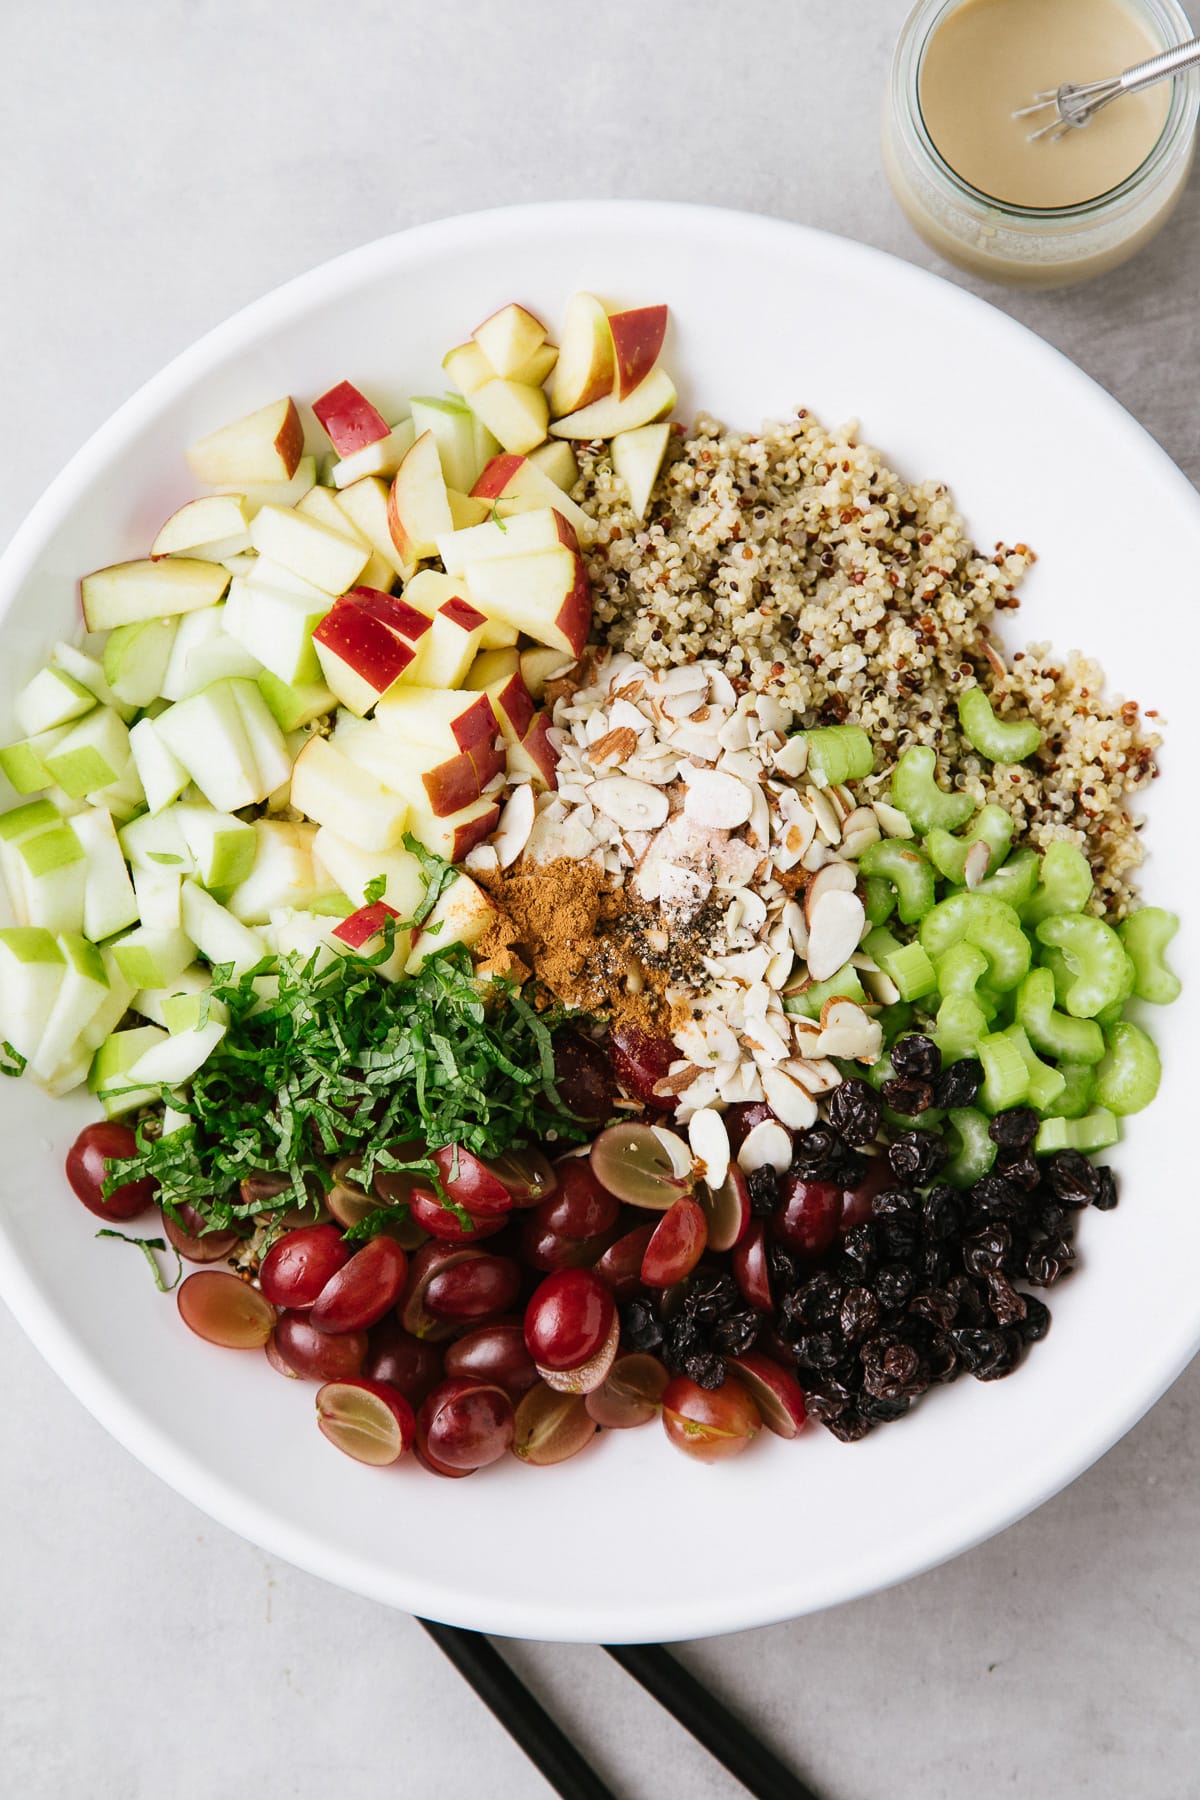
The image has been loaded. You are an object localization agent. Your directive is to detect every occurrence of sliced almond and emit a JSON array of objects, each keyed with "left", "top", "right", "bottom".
[
  {"left": 872, "top": 800, "right": 915, "bottom": 839},
  {"left": 464, "top": 843, "right": 500, "bottom": 875},
  {"left": 814, "top": 999, "right": 884, "bottom": 1062},
  {"left": 589, "top": 775, "right": 670, "bottom": 831},
  {"left": 649, "top": 1124, "right": 694, "bottom": 1179},
  {"left": 860, "top": 966, "right": 902, "bottom": 1006},
  {"left": 773, "top": 736, "right": 809, "bottom": 778},
  {"left": 587, "top": 725, "right": 639, "bottom": 768},
  {"left": 737, "top": 1118, "right": 794, "bottom": 1176},
  {"left": 761, "top": 1066, "right": 819, "bottom": 1130},
  {"left": 807, "top": 786, "right": 843, "bottom": 845},
  {"left": 806, "top": 887, "right": 867, "bottom": 981},
  {"left": 840, "top": 805, "right": 882, "bottom": 860},
  {"left": 788, "top": 1056, "right": 841, "bottom": 1093},
  {"left": 963, "top": 839, "right": 991, "bottom": 890},
  {"left": 803, "top": 859, "right": 857, "bottom": 923},
  {"left": 682, "top": 767, "right": 755, "bottom": 830},
  {"left": 688, "top": 1107, "right": 731, "bottom": 1190}
]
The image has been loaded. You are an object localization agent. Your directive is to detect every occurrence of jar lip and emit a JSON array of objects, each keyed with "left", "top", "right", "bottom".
[{"left": 895, "top": 0, "right": 1200, "bottom": 220}]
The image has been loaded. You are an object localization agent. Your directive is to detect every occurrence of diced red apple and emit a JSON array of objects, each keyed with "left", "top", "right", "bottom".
[
  {"left": 485, "top": 671, "right": 536, "bottom": 746},
  {"left": 437, "top": 505, "right": 576, "bottom": 577},
  {"left": 289, "top": 735, "right": 409, "bottom": 851},
  {"left": 332, "top": 476, "right": 407, "bottom": 578},
  {"left": 312, "top": 590, "right": 424, "bottom": 716},
  {"left": 328, "top": 421, "right": 417, "bottom": 490},
  {"left": 332, "top": 899, "right": 399, "bottom": 949},
  {"left": 471, "top": 303, "right": 548, "bottom": 378},
  {"left": 607, "top": 305, "right": 668, "bottom": 399},
  {"left": 466, "top": 380, "right": 549, "bottom": 457},
  {"left": 464, "top": 545, "right": 591, "bottom": 658},
  {"left": 409, "top": 598, "right": 487, "bottom": 690},
  {"left": 405, "top": 796, "right": 500, "bottom": 864},
  {"left": 81, "top": 559, "right": 230, "bottom": 632},
  {"left": 520, "top": 646, "right": 578, "bottom": 699},
  {"left": 248, "top": 505, "right": 370, "bottom": 596},
  {"left": 342, "top": 724, "right": 504, "bottom": 819},
  {"left": 442, "top": 341, "right": 493, "bottom": 396},
  {"left": 312, "top": 381, "right": 391, "bottom": 456},
  {"left": 550, "top": 366, "right": 676, "bottom": 441},
  {"left": 470, "top": 453, "right": 594, "bottom": 544},
  {"left": 509, "top": 343, "right": 558, "bottom": 388},
  {"left": 611, "top": 421, "right": 671, "bottom": 521},
  {"left": 294, "top": 485, "right": 369, "bottom": 541},
  {"left": 407, "top": 873, "right": 496, "bottom": 973},
  {"left": 447, "top": 491, "right": 491, "bottom": 530},
  {"left": 507, "top": 713, "right": 559, "bottom": 791},
  {"left": 550, "top": 293, "right": 616, "bottom": 418},
  {"left": 151, "top": 494, "right": 252, "bottom": 560},
  {"left": 529, "top": 441, "right": 579, "bottom": 492},
  {"left": 387, "top": 431, "right": 453, "bottom": 567},
  {"left": 372, "top": 685, "right": 499, "bottom": 754},
  {"left": 465, "top": 648, "right": 520, "bottom": 690},
  {"left": 187, "top": 397, "right": 304, "bottom": 484}
]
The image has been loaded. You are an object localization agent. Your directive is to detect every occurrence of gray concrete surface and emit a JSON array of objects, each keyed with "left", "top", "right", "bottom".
[{"left": 1, "top": 2, "right": 1198, "bottom": 1795}]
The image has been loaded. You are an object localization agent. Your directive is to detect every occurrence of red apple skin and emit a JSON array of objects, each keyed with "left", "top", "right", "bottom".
[
  {"left": 332, "top": 901, "right": 399, "bottom": 949},
  {"left": 490, "top": 672, "right": 535, "bottom": 744},
  {"left": 274, "top": 398, "right": 305, "bottom": 479},
  {"left": 470, "top": 454, "right": 526, "bottom": 502},
  {"left": 439, "top": 802, "right": 501, "bottom": 861},
  {"left": 444, "top": 692, "right": 500, "bottom": 754},
  {"left": 439, "top": 596, "right": 487, "bottom": 634},
  {"left": 607, "top": 307, "right": 668, "bottom": 399},
  {"left": 550, "top": 511, "right": 581, "bottom": 555},
  {"left": 556, "top": 550, "right": 593, "bottom": 658},
  {"left": 313, "top": 381, "right": 390, "bottom": 456},
  {"left": 515, "top": 714, "right": 559, "bottom": 790},
  {"left": 350, "top": 587, "right": 432, "bottom": 645},
  {"left": 313, "top": 602, "right": 416, "bottom": 693},
  {"left": 420, "top": 739, "right": 506, "bottom": 817}
]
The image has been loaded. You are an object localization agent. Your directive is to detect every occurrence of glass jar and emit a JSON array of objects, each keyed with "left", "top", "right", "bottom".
[{"left": 883, "top": 0, "right": 1200, "bottom": 286}]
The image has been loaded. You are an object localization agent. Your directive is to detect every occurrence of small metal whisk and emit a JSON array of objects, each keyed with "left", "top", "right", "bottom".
[{"left": 1014, "top": 34, "right": 1200, "bottom": 141}]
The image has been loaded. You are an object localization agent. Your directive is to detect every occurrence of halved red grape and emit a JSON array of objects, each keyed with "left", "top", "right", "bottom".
[
  {"left": 519, "top": 1216, "right": 614, "bottom": 1273},
  {"left": 161, "top": 1204, "right": 240, "bottom": 1265},
  {"left": 512, "top": 1383, "right": 598, "bottom": 1465},
  {"left": 730, "top": 1352, "right": 808, "bottom": 1439},
  {"left": 839, "top": 1156, "right": 892, "bottom": 1233},
  {"left": 732, "top": 1220, "right": 774, "bottom": 1313},
  {"left": 309, "top": 1235, "right": 408, "bottom": 1333},
  {"left": 66, "top": 1122, "right": 156, "bottom": 1221},
  {"left": 641, "top": 1196, "right": 708, "bottom": 1287},
  {"left": 773, "top": 1177, "right": 842, "bottom": 1260},
  {"left": 477, "top": 1146, "right": 557, "bottom": 1208},
  {"left": 417, "top": 1377, "right": 514, "bottom": 1472},
  {"left": 273, "top": 1310, "right": 368, "bottom": 1381},
  {"left": 609, "top": 1025, "right": 679, "bottom": 1111},
  {"left": 534, "top": 1160, "right": 620, "bottom": 1242},
  {"left": 699, "top": 1165, "right": 751, "bottom": 1253},
  {"left": 265, "top": 1330, "right": 301, "bottom": 1379},
  {"left": 584, "top": 1353, "right": 669, "bottom": 1428},
  {"left": 722, "top": 1102, "right": 776, "bottom": 1154},
  {"left": 316, "top": 1378, "right": 415, "bottom": 1466},
  {"left": 593, "top": 1222, "right": 657, "bottom": 1299},
  {"left": 260, "top": 1224, "right": 350, "bottom": 1309},
  {"left": 407, "top": 1188, "right": 506, "bottom": 1245},
  {"left": 524, "top": 1268, "right": 615, "bottom": 1373},
  {"left": 589, "top": 1122, "right": 693, "bottom": 1210},
  {"left": 177, "top": 1271, "right": 275, "bottom": 1349},
  {"left": 370, "top": 1141, "right": 430, "bottom": 1209},
  {"left": 432, "top": 1145, "right": 513, "bottom": 1218},
  {"left": 400, "top": 1241, "right": 486, "bottom": 1340},
  {"left": 661, "top": 1374, "right": 761, "bottom": 1463},
  {"left": 553, "top": 1029, "right": 619, "bottom": 1123},
  {"left": 537, "top": 1312, "right": 619, "bottom": 1395},
  {"left": 425, "top": 1254, "right": 521, "bottom": 1323},
  {"left": 444, "top": 1321, "right": 540, "bottom": 1400},
  {"left": 364, "top": 1318, "right": 444, "bottom": 1406}
]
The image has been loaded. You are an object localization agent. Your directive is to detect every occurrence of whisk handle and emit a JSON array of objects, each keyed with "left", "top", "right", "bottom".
[{"left": 1120, "top": 35, "right": 1200, "bottom": 98}]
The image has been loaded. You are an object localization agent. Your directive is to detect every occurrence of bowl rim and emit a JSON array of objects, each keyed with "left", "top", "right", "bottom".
[{"left": 2, "top": 199, "right": 1199, "bottom": 1642}]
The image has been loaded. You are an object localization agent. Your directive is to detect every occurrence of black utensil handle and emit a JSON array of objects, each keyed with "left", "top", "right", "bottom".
[
  {"left": 419, "top": 1619, "right": 617, "bottom": 1800},
  {"left": 603, "top": 1642, "right": 822, "bottom": 1800}
]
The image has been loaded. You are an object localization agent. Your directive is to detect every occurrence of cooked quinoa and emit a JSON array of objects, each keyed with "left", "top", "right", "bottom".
[{"left": 575, "top": 411, "right": 1159, "bottom": 915}]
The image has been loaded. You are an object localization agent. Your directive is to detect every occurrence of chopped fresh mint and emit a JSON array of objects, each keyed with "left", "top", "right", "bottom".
[
  {"left": 96, "top": 1228, "right": 182, "bottom": 1292},
  {"left": 0, "top": 1041, "right": 26, "bottom": 1078}
]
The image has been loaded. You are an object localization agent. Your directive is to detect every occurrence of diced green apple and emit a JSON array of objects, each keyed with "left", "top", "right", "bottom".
[
  {"left": 159, "top": 604, "right": 263, "bottom": 701},
  {"left": 611, "top": 422, "right": 671, "bottom": 520},
  {"left": 225, "top": 820, "right": 328, "bottom": 923},
  {"left": 186, "top": 396, "right": 305, "bottom": 484},
  {"left": 180, "top": 880, "right": 268, "bottom": 975},
  {"left": 231, "top": 680, "right": 294, "bottom": 799},
  {"left": 406, "top": 873, "right": 496, "bottom": 974},
  {"left": 311, "top": 827, "right": 427, "bottom": 918},
  {"left": 410, "top": 397, "right": 494, "bottom": 493},
  {"left": 0, "top": 927, "right": 65, "bottom": 1062},
  {"left": 155, "top": 679, "right": 272, "bottom": 813},
  {"left": 127, "top": 1014, "right": 227, "bottom": 1087},
  {"left": 81, "top": 946, "right": 137, "bottom": 1052},
  {"left": 51, "top": 643, "right": 138, "bottom": 723},
  {"left": 151, "top": 493, "right": 253, "bottom": 559},
  {"left": 248, "top": 504, "right": 370, "bottom": 596},
  {"left": 11, "top": 823, "right": 87, "bottom": 933},
  {"left": 43, "top": 707, "right": 132, "bottom": 799},
  {"left": 86, "top": 760, "right": 146, "bottom": 823},
  {"left": 102, "top": 616, "right": 180, "bottom": 708},
  {"left": 0, "top": 726, "right": 68, "bottom": 795},
  {"left": 288, "top": 735, "right": 409, "bottom": 851},
  {"left": 133, "top": 863, "right": 183, "bottom": 930},
  {"left": 466, "top": 379, "right": 549, "bottom": 455},
  {"left": 88, "top": 1025, "right": 169, "bottom": 1117},
  {"left": 31, "top": 934, "right": 110, "bottom": 1080},
  {"left": 256, "top": 671, "right": 336, "bottom": 733},
  {"left": 112, "top": 924, "right": 196, "bottom": 991},
  {"left": 132, "top": 963, "right": 213, "bottom": 1027},
  {"left": 129, "top": 716, "right": 190, "bottom": 814},
  {"left": 223, "top": 578, "right": 330, "bottom": 686},
  {"left": 119, "top": 807, "right": 190, "bottom": 871},
  {"left": 67, "top": 806, "right": 140, "bottom": 940},
  {"left": 13, "top": 665, "right": 95, "bottom": 737},
  {"left": 550, "top": 365, "right": 677, "bottom": 440},
  {"left": 174, "top": 803, "right": 257, "bottom": 892},
  {"left": 80, "top": 558, "right": 230, "bottom": 631}
]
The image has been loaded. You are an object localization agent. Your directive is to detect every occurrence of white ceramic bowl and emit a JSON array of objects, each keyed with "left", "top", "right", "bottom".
[{"left": 1, "top": 202, "right": 1197, "bottom": 1644}]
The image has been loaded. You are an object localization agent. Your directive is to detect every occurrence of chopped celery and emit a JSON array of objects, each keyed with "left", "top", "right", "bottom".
[
  {"left": 933, "top": 992, "right": 991, "bottom": 1063},
  {"left": 1118, "top": 906, "right": 1181, "bottom": 1005},
  {"left": 787, "top": 966, "right": 867, "bottom": 1020},
  {"left": 1004, "top": 1023, "right": 1066, "bottom": 1112},
  {"left": 942, "top": 1108, "right": 997, "bottom": 1188},
  {"left": 972, "top": 847, "right": 1040, "bottom": 910},
  {"left": 1093, "top": 1020, "right": 1161, "bottom": 1116},
  {"left": 1042, "top": 1062, "right": 1096, "bottom": 1120},
  {"left": 863, "top": 1052, "right": 896, "bottom": 1094},
  {"left": 1015, "top": 967, "right": 1105, "bottom": 1065},
  {"left": 883, "top": 1103, "right": 947, "bottom": 1133},
  {"left": 920, "top": 892, "right": 1031, "bottom": 991},
  {"left": 863, "top": 876, "right": 897, "bottom": 929},
  {"left": 863, "top": 927, "right": 938, "bottom": 1001},
  {"left": 877, "top": 1002, "right": 915, "bottom": 1042},
  {"left": 1034, "top": 1110, "right": 1119, "bottom": 1155},
  {"left": 925, "top": 802, "right": 1015, "bottom": 885},
  {"left": 957, "top": 688, "right": 1042, "bottom": 762},
  {"left": 1023, "top": 840, "right": 1093, "bottom": 926},
  {"left": 890, "top": 746, "right": 974, "bottom": 834},
  {"left": 936, "top": 939, "right": 989, "bottom": 999},
  {"left": 978, "top": 1031, "right": 1029, "bottom": 1111},
  {"left": 857, "top": 838, "right": 936, "bottom": 924},
  {"left": 794, "top": 725, "right": 873, "bottom": 786},
  {"left": 1035, "top": 914, "right": 1133, "bottom": 1019}
]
